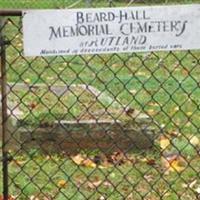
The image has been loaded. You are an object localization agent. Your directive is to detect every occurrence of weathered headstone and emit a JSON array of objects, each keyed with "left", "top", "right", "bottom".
[{"left": 1, "top": 83, "right": 158, "bottom": 153}]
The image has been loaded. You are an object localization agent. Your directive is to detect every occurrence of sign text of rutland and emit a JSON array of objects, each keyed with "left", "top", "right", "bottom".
[{"left": 23, "top": 5, "right": 200, "bottom": 56}]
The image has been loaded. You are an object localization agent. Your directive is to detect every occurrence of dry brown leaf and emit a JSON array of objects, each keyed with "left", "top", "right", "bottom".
[
  {"left": 72, "top": 154, "right": 115, "bottom": 168},
  {"left": 29, "top": 102, "right": 37, "bottom": 110},
  {"left": 0, "top": 196, "right": 16, "bottom": 200},
  {"left": 85, "top": 177, "right": 112, "bottom": 190},
  {"left": 86, "top": 180, "right": 102, "bottom": 189},
  {"left": 162, "top": 153, "right": 186, "bottom": 173},
  {"left": 108, "top": 151, "right": 126, "bottom": 165},
  {"left": 71, "top": 154, "right": 97, "bottom": 168},
  {"left": 82, "top": 159, "right": 96, "bottom": 168},
  {"left": 96, "top": 154, "right": 113, "bottom": 168},
  {"left": 12, "top": 159, "right": 26, "bottom": 166},
  {"left": 57, "top": 180, "right": 67, "bottom": 188},
  {"left": 146, "top": 159, "right": 156, "bottom": 166},
  {"left": 169, "top": 131, "right": 180, "bottom": 137},
  {"left": 126, "top": 193, "right": 134, "bottom": 200},
  {"left": 182, "top": 69, "right": 189, "bottom": 76}
]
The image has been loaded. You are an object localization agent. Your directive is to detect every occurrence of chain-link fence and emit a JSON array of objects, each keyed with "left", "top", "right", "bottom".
[{"left": 1, "top": 1, "right": 200, "bottom": 200}]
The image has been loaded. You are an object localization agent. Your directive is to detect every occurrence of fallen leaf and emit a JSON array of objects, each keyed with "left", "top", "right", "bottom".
[
  {"left": 160, "top": 136, "right": 170, "bottom": 150},
  {"left": 82, "top": 159, "right": 96, "bottom": 168},
  {"left": 108, "top": 151, "right": 126, "bottom": 165},
  {"left": 103, "top": 181, "right": 112, "bottom": 188},
  {"left": 130, "top": 89, "right": 137, "bottom": 95},
  {"left": 86, "top": 180, "right": 102, "bottom": 190},
  {"left": 189, "top": 179, "right": 197, "bottom": 188},
  {"left": 12, "top": 159, "right": 26, "bottom": 166},
  {"left": 146, "top": 159, "right": 156, "bottom": 166},
  {"left": 46, "top": 155, "right": 51, "bottom": 160},
  {"left": 196, "top": 186, "right": 200, "bottom": 194},
  {"left": 111, "top": 63, "right": 119, "bottom": 68},
  {"left": 57, "top": 180, "right": 67, "bottom": 188},
  {"left": 140, "top": 157, "right": 148, "bottom": 162},
  {"left": 144, "top": 174, "right": 154, "bottom": 182},
  {"left": 47, "top": 76, "right": 54, "bottom": 80},
  {"left": 162, "top": 153, "right": 187, "bottom": 173},
  {"left": 125, "top": 108, "right": 135, "bottom": 117},
  {"left": 0, "top": 195, "right": 16, "bottom": 200},
  {"left": 186, "top": 112, "right": 193, "bottom": 117},
  {"left": 126, "top": 193, "right": 133, "bottom": 200},
  {"left": 29, "top": 102, "right": 37, "bottom": 109},
  {"left": 24, "top": 78, "right": 31, "bottom": 84},
  {"left": 30, "top": 196, "right": 39, "bottom": 200},
  {"left": 95, "top": 154, "right": 113, "bottom": 168},
  {"left": 99, "top": 196, "right": 106, "bottom": 200},
  {"left": 182, "top": 69, "right": 189, "bottom": 76},
  {"left": 147, "top": 109, "right": 156, "bottom": 116},
  {"left": 17, "top": 42, "right": 22, "bottom": 47},
  {"left": 71, "top": 154, "right": 85, "bottom": 165},
  {"left": 84, "top": 179, "right": 112, "bottom": 191},
  {"left": 148, "top": 102, "right": 159, "bottom": 107},
  {"left": 185, "top": 121, "right": 192, "bottom": 127},
  {"left": 62, "top": 63, "right": 67, "bottom": 66},
  {"left": 110, "top": 172, "right": 116, "bottom": 178},
  {"left": 174, "top": 106, "right": 179, "bottom": 111},
  {"left": 182, "top": 179, "right": 197, "bottom": 189},
  {"left": 137, "top": 71, "right": 146, "bottom": 76},
  {"left": 169, "top": 131, "right": 180, "bottom": 137},
  {"left": 190, "top": 136, "right": 200, "bottom": 146},
  {"left": 71, "top": 154, "right": 97, "bottom": 168}
]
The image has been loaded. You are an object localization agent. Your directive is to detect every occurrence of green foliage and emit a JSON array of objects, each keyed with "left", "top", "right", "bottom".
[{"left": 0, "top": 0, "right": 199, "bottom": 9}]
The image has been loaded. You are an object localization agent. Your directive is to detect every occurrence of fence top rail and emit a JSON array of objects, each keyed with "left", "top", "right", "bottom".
[{"left": 0, "top": 10, "right": 22, "bottom": 16}]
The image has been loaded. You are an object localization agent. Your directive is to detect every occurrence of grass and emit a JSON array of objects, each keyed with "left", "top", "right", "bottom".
[
  {"left": 0, "top": 148, "right": 199, "bottom": 200},
  {"left": 0, "top": 0, "right": 200, "bottom": 199},
  {"left": 0, "top": 0, "right": 199, "bottom": 9}
]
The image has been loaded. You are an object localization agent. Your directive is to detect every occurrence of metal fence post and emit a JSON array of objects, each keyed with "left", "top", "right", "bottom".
[{"left": 0, "top": 17, "right": 9, "bottom": 200}]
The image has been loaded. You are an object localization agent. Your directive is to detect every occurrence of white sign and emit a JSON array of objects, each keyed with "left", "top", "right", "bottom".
[{"left": 23, "top": 5, "right": 200, "bottom": 56}]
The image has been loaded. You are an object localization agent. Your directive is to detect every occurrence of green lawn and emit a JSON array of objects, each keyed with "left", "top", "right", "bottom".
[
  {"left": 0, "top": 0, "right": 200, "bottom": 199},
  {"left": 0, "top": 0, "right": 199, "bottom": 9},
  {"left": 0, "top": 150, "right": 198, "bottom": 200}
]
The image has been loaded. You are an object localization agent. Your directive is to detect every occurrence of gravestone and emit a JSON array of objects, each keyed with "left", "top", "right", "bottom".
[{"left": 0, "top": 83, "right": 158, "bottom": 153}]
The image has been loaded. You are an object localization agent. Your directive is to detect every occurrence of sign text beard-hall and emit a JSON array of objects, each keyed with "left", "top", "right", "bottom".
[{"left": 48, "top": 10, "right": 187, "bottom": 40}]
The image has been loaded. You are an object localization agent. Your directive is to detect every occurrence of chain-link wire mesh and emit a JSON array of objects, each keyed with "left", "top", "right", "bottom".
[{"left": 1, "top": 1, "right": 200, "bottom": 200}]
